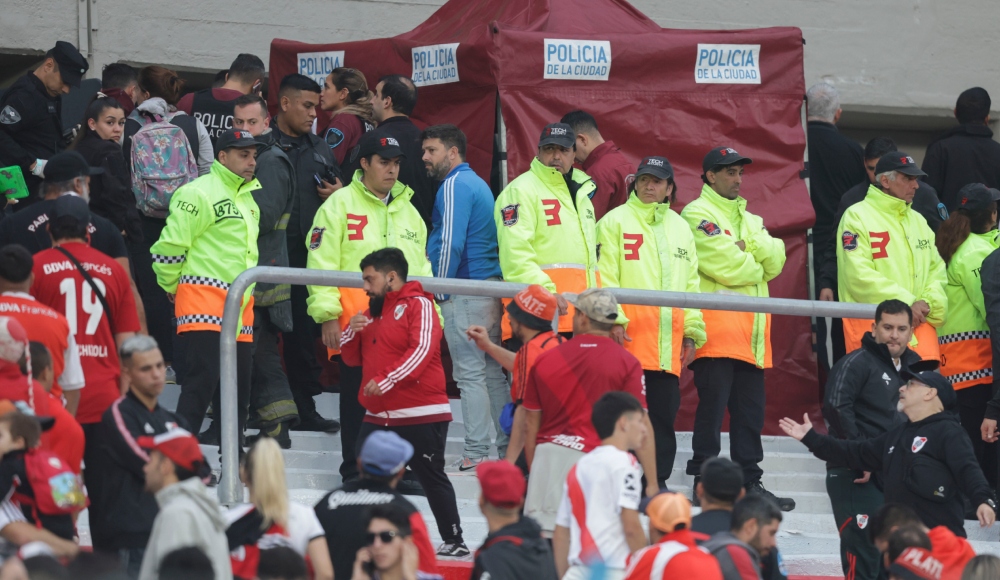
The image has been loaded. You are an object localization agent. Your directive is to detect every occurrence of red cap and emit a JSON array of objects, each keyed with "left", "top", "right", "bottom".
[
  {"left": 512, "top": 284, "right": 557, "bottom": 322},
  {"left": 138, "top": 428, "right": 205, "bottom": 472},
  {"left": 476, "top": 460, "right": 526, "bottom": 508}
]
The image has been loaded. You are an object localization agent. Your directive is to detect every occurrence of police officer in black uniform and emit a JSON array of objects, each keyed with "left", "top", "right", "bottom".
[{"left": 0, "top": 41, "right": 89, "bottom": 210}]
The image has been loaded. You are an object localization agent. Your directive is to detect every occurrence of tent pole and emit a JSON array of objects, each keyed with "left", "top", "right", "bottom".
[{"left": 497, "top": 96, "right": 508, "bottom": 188}]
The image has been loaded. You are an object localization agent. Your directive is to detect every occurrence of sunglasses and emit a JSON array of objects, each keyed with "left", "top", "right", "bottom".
[{"left": 364, "top": 530, "right": 400, "bottom": 546}]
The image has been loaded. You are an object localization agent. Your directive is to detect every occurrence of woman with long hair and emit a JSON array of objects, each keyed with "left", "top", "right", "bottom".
[
  {"left": 318, "top": 67, "right": 375, "bottom": 174},
  {"left": 227, "top": 438, "right": 333, "bottom": 580},
  {"left": 132, "top": 65, "right": 213, "bottom": 175},
  {"left": 935, "top": 182, "right": 1000, "bottom": 486}
]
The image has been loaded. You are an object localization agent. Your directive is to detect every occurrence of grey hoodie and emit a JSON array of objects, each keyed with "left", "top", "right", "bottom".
[
  {"left": 133, "top": 97, "right": 214, "bottom": 176},
  {"left": 139, "top": 477, "right": 233, "bottom": 580}
]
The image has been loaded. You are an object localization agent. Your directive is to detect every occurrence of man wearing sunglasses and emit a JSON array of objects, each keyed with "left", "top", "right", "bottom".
[{"left": 352, "top": 503, "right": 444, "bottom": 580}]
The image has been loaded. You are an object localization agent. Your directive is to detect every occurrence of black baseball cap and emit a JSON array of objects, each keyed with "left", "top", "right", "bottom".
[
  {"left": 50, "top": 194, "right": 91, "bottom": 226},
  {"left": 635, "top": 156, "right": 674, "bottom": 181},
  {"left": 955, "top": 183, "right": 1000, "bottom": 211},
  {"left": 214, "top": 129, "right": 258, "bottom": 155},
  {"left": 50, "top": 41, "right": 89, "bottom": 88},
  {"left": 538, "top": 123, "right": 575, "bottom": 149},
  {"left": 699, "top": 457, "right": 744, "bottom": 503},
  {"left": 44, "top": 151, "right": 103, "bottom": 183},
  {"left": 874, "top": 151, "right": 927, "bottom": 177},
  {"left": 900, "top": 366, "right": 956, "bottom": 411},
  {"left": 357, "top": 129, "right": 406, "bottom": 159},
  {"left": 702, "top": 146, "right": 753, "bottom": 172}
]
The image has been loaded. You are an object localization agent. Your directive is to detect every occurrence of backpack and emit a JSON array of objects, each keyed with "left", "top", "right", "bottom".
[
  {"left": 13, "top": 449, "right": 88, "bottom": 521},
  {"left": 129, "top": 111, "right": 199, "bottom": 219}
]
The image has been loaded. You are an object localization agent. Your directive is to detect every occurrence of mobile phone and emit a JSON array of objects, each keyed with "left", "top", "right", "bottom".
[
  {"left": 362, "top": 559, "right": 376, "bottom": 576},
  {"left": 314, "top": 173, "right": 324, "bottom": 186}
]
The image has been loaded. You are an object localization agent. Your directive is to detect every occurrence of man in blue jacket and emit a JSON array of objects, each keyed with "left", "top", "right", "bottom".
[{"left": 422, "top": 124, "right": 508, "bottom": 470}]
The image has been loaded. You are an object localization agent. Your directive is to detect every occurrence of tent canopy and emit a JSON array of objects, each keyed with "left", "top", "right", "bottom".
[{"left": 270, "top": 0, "right": 820, "bottom": 431}]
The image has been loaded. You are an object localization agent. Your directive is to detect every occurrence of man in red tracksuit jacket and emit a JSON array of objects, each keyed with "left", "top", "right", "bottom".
[{"left": 340, "top": 247, "right": 468, "bottom": 558}]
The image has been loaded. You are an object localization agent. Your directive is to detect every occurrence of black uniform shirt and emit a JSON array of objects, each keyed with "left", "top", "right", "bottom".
[
  {"left": 0, "top": 74, "right": 65, "bottom": 209},
  {"left": 0, "top": 197, "right": 127, "bottom": 259}
]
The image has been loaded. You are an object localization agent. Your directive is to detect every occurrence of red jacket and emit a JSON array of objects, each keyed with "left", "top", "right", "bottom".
[
  {"left": 582, "top": 140, "right": 636, "bottom": 221},
  {"left": 928, "top": 526, "right": 976, "bottom": 580},
  {"left": 340, "top": 281, "right": 451, "bottom": 426},
  {"left": 625, "top": 529, "right": 723, "bottom": 580}
]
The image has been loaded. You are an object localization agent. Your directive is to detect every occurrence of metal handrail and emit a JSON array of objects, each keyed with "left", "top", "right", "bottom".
[{"left": 217, "top": 266, "right": 877, "bottom": 504}]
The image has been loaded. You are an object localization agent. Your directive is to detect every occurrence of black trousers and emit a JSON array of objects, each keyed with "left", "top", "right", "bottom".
[
  {"left": 130, "top": 216, "right": 175, "bottom": 363},
  {"left": 82, "top": 422, "right": 110, "bottom": 549},
  {"left": 645, "top": 370, "right": 681, "bottom": 485},
  {"left": 827, "top": 467, "right": 886, "bottom": 580},
  {"left": 338, "top": 359, "right": 366, "bottom": 480},
  {"left": 282, "top": 250, "right": 326, "bottom": 417},
  {"left": 249, "top": 308, "right": 299, "bottom": 429},
  {"left": 175, "top": 330, "right": 252, "bottom": 437},
  {"left": 356, "top": 421, "right": 463, "bottom": 543},
  {"left": 686, "top": 357, "right": 765, "bottom": 484},
  {"left": 957, "top": 384, "right": 998, "bottom": 489}
]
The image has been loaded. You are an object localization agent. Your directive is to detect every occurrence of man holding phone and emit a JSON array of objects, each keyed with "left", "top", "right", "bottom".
[{"left": 352, "top": 504, "right": 445, "bottom": 580}]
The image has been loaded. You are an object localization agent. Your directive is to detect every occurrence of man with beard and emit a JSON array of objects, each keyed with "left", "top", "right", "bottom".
[
  {"left": 340, "top": 247, "right": 468, "bottom": 558},
  {"left": 422, "top": 124, "right": 506, "bottom": 471}
]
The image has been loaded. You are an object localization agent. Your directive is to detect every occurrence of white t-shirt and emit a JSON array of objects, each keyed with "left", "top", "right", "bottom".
[
  {"left": 225, "top": 500, "right": 325, "bottom": 556},
  {"left": 555, "top": 445, "right": 642, "bottom": 569}
]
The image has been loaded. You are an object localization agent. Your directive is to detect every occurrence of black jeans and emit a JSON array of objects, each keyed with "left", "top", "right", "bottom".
[
  {"left": 130, "top": 215, "right": 176, "bottom": 363},
  {"left": 338, "top": 359, "right": 365, "bottom": 480},
  {"left": 356, "top": 421, "right": 463, "bottom": 543},
  {"left": 175, "top": 330, "right": 252, "bottom": 437},
  {"left": 249, "top": 307, "right": 299, "bottom": 429},
  {"left": 282, "top": 245, "right": 326, "bottom": 417},
  {"left": 645, "top": 370, "right": 681, "bottom": 485},
  {"left": 957, "top": 383, "right": 997, "bottom": 488},
  {"left": 686, "top": 357, "right": 766, "bottom": 484}
]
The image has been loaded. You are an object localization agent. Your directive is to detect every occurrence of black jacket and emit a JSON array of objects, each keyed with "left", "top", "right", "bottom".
[
  {"left": 818, "top": 180, "right": 945, "bottom": 291},
  {"left": 375, "top": 116, "right": 438, "bottom": 229},
  {"left": 922, "top": 123, "right": 1000, "bottom": 211},
  {"left": 90, "top": 391, "right": 187, "bottom": 549},
  {"left": 470, "top": 517, "right": 558, "bottom": 580},
  {"left": 273, "top": 126, "right": 337, "bottom": 261},
  {"left": 802, "top": 411, "right": 994, "bottom": 536},
  {"left": 0, "top": 74, "right": 65, "bottom": 209},
  {"left": 981, "top": 247, "right": 1000, "bottom": 418},
  {"left": 251, "top": 130, "right": 295, "bottom": 329},
  {"left": 691, "top": 509, "right": 786, "bottom": 580},
  {"left": 74, "top": 132, "right": 143, "bottom": 242}
]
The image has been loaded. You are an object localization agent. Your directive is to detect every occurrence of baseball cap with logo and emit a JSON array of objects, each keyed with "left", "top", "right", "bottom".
[
  {"left": 888, "top": 547, "right": 943, "bottom": 580},
  {"left": 635, "top": 156, "right": 674, "bottom": 181},
  {"left": 50, "top": 41, "right": 89, "bottom": 88},
  {"left": 644, "top": 492, "right": 692, "bottom": 533},
  {"left": 138, "top": 428, "right": 207, "bottom": 472},
  {"left": 357, "top": 129, "right": 406, "bottom": 159},
  {"left": 506, "top": 284, "right": 558, "bottom": 331},
  {"left": 702, "top": 146, "right": 753, "bottom": 172},
  {"left": 563, "top": 288, "right": 619, "bottom": 323},
  {"left": 955, "top": 183, "right": 1000, "bottom": 212},
  {"left": 874, "top": 151, "right": 927, "bottom": 177},
  {"left": 215, "top": 128, "right": 259, "bottom": 155},
  {"left": 359, "top": 430, "right": 413, "bottom": 477},
  {"left": 538, "top": 123, "right": 576, "bottom": 149},
  {"left": 900, "top": 363, "right": 956, "bottom": 411},
  {"left": 476, "top": 460, "right": 526, "bottom": 508}
]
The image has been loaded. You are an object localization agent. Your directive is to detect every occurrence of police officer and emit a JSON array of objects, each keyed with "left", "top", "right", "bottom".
[
  {"left": 0, "top": 41, "right": 89, "bottom": 211},
  {"left": 597, "top": 156, "right": 705, "bottom": 488},
  {"left": 782, "top": 365, "right": 998, "bottom": 538}
]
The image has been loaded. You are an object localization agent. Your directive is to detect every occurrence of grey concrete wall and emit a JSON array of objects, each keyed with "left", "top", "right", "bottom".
[{"left": 1, "top": 0, "right": 997, "bottom": 116}]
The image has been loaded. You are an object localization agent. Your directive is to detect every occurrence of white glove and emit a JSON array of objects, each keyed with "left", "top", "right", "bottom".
[{"left": 31, "top": 159, "right": 46, "bottom": 178}]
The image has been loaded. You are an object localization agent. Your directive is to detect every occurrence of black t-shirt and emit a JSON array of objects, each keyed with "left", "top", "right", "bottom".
[{"left": 0, "top": 197, "right": 128, "bottom": 259}]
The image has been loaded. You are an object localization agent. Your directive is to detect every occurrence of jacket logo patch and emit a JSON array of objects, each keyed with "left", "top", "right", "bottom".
[
  {"left": 674, "top": 248, "right": 690, "bottom": 261},
  {"left": 346, "top": 214, "right": 368, "bottom": 240},
  {"left": 870, "top": 231, "right": 890, "bottom": 259},
  {"left": 309, "top": 227, "right": 325, "bottom": 251},
  {"left": 882, "top": 372, "right": 890, "bottom": 385},
  {"left": 501, "top": 204, "right": 520, "bottom": 227},
  {"left": 144, "top": 423, "right": 154, "bottom": 434},
  {"left": 697, "top": 220, "right": 721, "bottom": 236},
  {"left": 324, "top": 127, "right": 345, "bottom": 149},
  {"left": 394, "top": 304, "right": 407, "bottom": 320},
  {"left": 856, "top": 514, "right": 868, "bottom": 529},
  {"left": 176, "top": 200, "right": 199, "bottom": 216},
  {"left": 402, "top": 229, "right": 418, "bottom": 242},
  {"left": 542, "top": 199, "right": 562, "bottom": 226},
  {"left": 916, "top": 239, "right": 931, "bottom": 250},
  {"left": 623, "top": 233, "right": 643, "bottom": 260},
  {"left": 911, "top": 436, "right": 927, "bottom": 453},
  {"left": 213, "top": 200, "right": 242, "bottom": 222},
  {"left": 842, "top": 230, "right": 859, "bottom": 251},
  {"left": 0, "top": 106, "right": 21, "bottom": 125}
]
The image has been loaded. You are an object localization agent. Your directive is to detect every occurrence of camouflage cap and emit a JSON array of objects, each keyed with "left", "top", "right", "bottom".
[{"left": 563, "top": 288, "right": 618, "bottom": 323}]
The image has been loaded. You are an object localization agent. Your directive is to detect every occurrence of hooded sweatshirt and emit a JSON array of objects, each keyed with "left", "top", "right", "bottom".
[
  {"left": 471, "top": 517, "right": 559, "bottom": 580},
  {"left": 139, "top": 477, "right": 233, "bottom": 580},
  {"left": 927, "top": 526, "right": 975, "bottom": 580}
]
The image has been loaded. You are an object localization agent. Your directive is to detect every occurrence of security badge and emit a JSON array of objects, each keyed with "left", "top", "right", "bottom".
[
  {"left": 309, "top": 227, "right": 325, "bottom": 251},
  {"left": 501, "top": 204, "right": 519, "bottom": 227},
  {"left": 842, "top": 230, "right": 859, "bottom": 251},
  {"left": 0, "top": 106, "right": 21, "bottom": 125},
  {"left": 697, "top": 220, "right": 721, "bottom": 236},
  {"left": 324, "top": 128, "right": 345, "bottom": 149}
]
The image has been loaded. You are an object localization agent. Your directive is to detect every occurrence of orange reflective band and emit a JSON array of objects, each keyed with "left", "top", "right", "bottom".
[
  {"left": 939, "top": 336, "right": 992, "bottom": 390},
  {"left": 843, "top": 319, "right": 940, "bottom": 362},
  {"left": 696, "top": 309, "right": 772, "bottom": 368},
  {"left": 501, "top": 267, "right": 593, "bottom": 339}
]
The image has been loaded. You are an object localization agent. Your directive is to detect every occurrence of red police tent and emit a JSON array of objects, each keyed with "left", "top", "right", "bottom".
[{"left": 269, "top": 0, "right": 819, "bottom": 433}]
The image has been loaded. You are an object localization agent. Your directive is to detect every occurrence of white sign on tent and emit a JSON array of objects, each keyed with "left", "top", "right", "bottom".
[
  {"left": 543, "top": 39, "right": 612, "bottom": 81},
  {"left": 297, "top": 51, "right": 346, "bottom": 85}
]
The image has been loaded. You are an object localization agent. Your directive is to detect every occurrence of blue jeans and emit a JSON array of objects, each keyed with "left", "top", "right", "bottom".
[
  {"left": 440, "top": 293, "right": 509, "bottom": 458},
  {"left": 119, "top": 547, "right": 145, "bottom": 579}
]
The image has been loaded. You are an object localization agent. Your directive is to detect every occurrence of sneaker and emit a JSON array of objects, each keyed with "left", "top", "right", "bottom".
[
  {"left": 246, "top": 421, "right": 292, "bottom": 449},
  {"left": 198, "top": 424, "right": 220, "bottom": 446},
  {"left": 291, "top": 411, "right": 341, "bottom": 433},
  {"left": 165, "top": 366, "right": 177, "bottom": 385},
  {"left": 436, "top": 541, "right": 470, "bottom": 559},
  {"left": 746, "top": 479, "right": 795, "bottom": 512},
  {"left": 446, "top": 456, "right": 485, "bottom": 473},
  {"left": 690, "top": 476, "right": 701, "bottom": 507}
]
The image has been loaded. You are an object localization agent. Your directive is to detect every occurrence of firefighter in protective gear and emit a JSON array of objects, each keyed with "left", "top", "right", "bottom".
[
  {"left": 495, "top": 123, "right": 598, "bottom": 336},
  {"left": 305, "top": 128, "right": 433, "bottom": 482},
  {"left": 837, "top": 151, "right": 947, "bottom": 361},
  {"left": 680, "top": 146, "right": 792, "bottom": 511},
  {"left": 597, "top": 155, "right": 705, "bottom": 487},
  {"left": 151, "top": 128, "right": 261, "bottom": 439}
]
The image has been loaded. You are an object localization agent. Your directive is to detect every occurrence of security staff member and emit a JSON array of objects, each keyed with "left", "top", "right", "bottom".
[
  {"left": 151, "top": 128, "right": 261, "bottom": 441},
  {"left": 782, "top": 366, "right": 998, "bottom": 538},
  {"left": 494, "top": 123, "right": 598, "bottom": 336},
  {"left": 306, "top": 128, "right": 434, "bottom": 483},
  {"left": 597, "top": 156, "right": 706, "bottom": 487},
  {"left": 680, "top": 146, "right": 792, "bottom": 511},
  {"left": 837, "top": 151, "right": 947, "bottom": 361},
  {"left": 821, "top": 299, "right": 921, "bottom": 580},
  {"left": 0, "top": 41, "right": 89, "bottom": 210}
]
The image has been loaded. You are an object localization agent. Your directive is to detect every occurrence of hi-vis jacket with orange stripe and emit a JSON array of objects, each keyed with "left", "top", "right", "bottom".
[
  {"left": 837, "top": 185, "right": 947, "bottom": 361},
  {"left": 680, "top": 184, "right": 786, "bottom": 369},
  {"left": 151, "top": 161, "right": 260, "bottom": 342},
  {"left": 597, "top": 193, "right": 706, "bottom": 375},
  {"left": 937, "top": 231, "right": 999, "bottom": 390},
  {"left": 495, "top": 158, "right": 598, "bottom": 334}
]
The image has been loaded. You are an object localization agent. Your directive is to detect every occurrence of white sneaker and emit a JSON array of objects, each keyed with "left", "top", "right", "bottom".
[{"left": 445, "top": 456, "right": 485, "bottom": 473}]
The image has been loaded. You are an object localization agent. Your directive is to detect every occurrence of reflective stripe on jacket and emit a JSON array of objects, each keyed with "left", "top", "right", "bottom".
[
  {"left": 151, "top": 161, "right": 260, "bottom": 341},
  {"left": 837, "top": 185, "right": 947, "bottom": 360},
  {"left": 680, "top": 184, "right": 785, "bottom": 368},
  {"left": 938, "top": 231, "right": 998, "bottom": 389},
  {"left": 597, "top": 193, "right": 706, "bottom": 375},
  {"left": 495, "top": 158, "right": 599, "bottom": 334}
]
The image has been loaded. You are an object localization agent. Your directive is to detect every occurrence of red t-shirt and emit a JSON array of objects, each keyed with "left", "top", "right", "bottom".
[
  {"left": 31, "top": 242, "right": 141, "bottom": 424},
  {"left": 522, "top": 334, "right": 646, "bottom": 452},
  {"left": 511, "top": 331, "right": 565, "bottom": 402}
]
